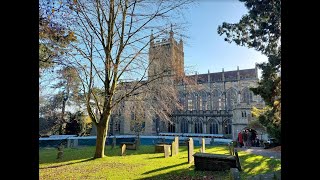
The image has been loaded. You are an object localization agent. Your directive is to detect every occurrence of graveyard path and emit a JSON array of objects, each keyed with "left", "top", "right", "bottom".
[{"left": 236, "top": 146, "right": 281, "bottom": 159}]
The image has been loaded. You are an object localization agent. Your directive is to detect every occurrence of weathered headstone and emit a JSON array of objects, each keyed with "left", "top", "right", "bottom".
[
  {"left": 230, "top": 168, "right": 240, "bottom": 180},
  {"left": 234, "top": 149, "right": 242, "bottom": 171},
  {"left": 201, "top": 138, "right": 205, "bottom": 153},
  {"left": 121, "top": 144, "right": 126, "bottom": 156},
  {"left": 171, "top": 141, "right": 176, "bottom": 156},
  {"left": 112, "top": 136, "right": 116, "bottom": 149},
  {"left": 193, "top": 153, "right": 237, "bottom": 171},
  {"left": 187, "top": 138, "right": 194, "bottom": 164},
  {"left": 174, "top": 136, "right": 179, "bottom": 155},
  {"left": 171, "top": 136, "right": 179, "bottom": 156},
  {"left": 57, "top": 143, "right": 64, "bottom": 159},
  {"left": 164, "top": 145, "right": 171, "bottom": 158},
  {"left": 229, "top": 143, "right": 234, "bottom": 156}
]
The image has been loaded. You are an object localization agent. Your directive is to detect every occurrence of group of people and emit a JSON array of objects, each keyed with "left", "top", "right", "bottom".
[{"left": 237, "top": 129, "right": 260, "bottom": 148}]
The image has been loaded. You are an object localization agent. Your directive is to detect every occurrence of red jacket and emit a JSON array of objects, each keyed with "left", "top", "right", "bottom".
[{"left": 238, "top": 132, "right": 243, "bottom": 143}]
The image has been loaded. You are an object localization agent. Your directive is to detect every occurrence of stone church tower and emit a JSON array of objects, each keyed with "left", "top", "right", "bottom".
[{"left": 148, "top": 26, "right": 185, "bottom": 81}]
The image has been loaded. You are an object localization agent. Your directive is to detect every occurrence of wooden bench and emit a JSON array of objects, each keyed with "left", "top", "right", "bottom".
[{"left": 120, "top": 140, "right": 137, "bottom": 150}]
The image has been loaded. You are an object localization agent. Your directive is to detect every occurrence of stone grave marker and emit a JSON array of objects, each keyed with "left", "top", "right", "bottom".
[
  {"left": 164, "top": 145, "right": 171, "bottom": 158},
  {"left": 201, "top": 138, "right": 205, "bottom": 153},
  {"left": 230, "top": 168, "right": 240, "bottom": 180},
  {"left": 188, "top": 138, "right": 194, "bottom": 164},
  {"left": 121, "top": 144, "right": 126, "bottom": 156},
  {"left": 174, "top": 136, "right": 179, "bottom": 155},
  {"left": 234, "top": 149, "right": 242, "bottom": 171},
  {"left": 57, "top": 143, "right": 64, "bottom": 159}
]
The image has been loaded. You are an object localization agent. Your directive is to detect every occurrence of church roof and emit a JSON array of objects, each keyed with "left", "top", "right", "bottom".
[{"left": 187, "top": 68, "right": 256, "bottom": 84}]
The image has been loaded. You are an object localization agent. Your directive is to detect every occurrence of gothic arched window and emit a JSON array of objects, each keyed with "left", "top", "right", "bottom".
[
  {"left": 187, "top": 94, "right": 195, "bottom": 111},
  {"left": 194, "top": 121, "right": 203, "bottom": 133},
  {"left": 180, "top": 120, "right": 189, "bottom": 133},
  {"left": 168, "top": 122, "right": 175, "bottom": 133},
  {"left": 226, "top": 88, "right": 237, "bottom": 110},
  {"left": 211, "top": 89, "right": 222, "bottom": 110},
  {"left": 202, "top": 92, "right": 207, "bottom": 111},
  {"left": 241, "top": 88, "right": 253, "bottom": 104},
  {"left": 209, "top": 121, "right": 218, "bottom": 134},
  {"left": 224, "top": 119, "right": 232, "bottom": 134}
]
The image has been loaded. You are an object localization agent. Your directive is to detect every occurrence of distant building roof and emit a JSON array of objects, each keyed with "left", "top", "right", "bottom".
[{"left": 187, "top": 68, "right": 257, "bottom": 84}]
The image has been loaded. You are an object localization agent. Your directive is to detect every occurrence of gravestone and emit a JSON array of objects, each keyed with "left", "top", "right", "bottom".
[
  {"left": 201, "top": 138, "right": 205, "bottom": 153},
  {"left": 229, "top": 143, "right": 234, "bottom": 156},
  {"left": 171, "top": 136, "right": 179, "bottom": 156},
  {"left": 194, "top": 153, "right": 237, "bottom": 171},
  {"left": 187, "top": 138, "right": 194, "bottom": 164},
  {"left": 174, "top": 136, "right": 179, "bottom": 155},
  {"left": 171, "top": 141, "right": 177, "bottom": 156},
  {"left": 121, "top": 144, "right": 126, "bottom": 156},
  {"left": 234, "top": 149, "right": 242, "bottom": 171},
  {"left": 230, "top": 168, "right": 240, "bottom": 180},
  {"left": 57, "top": 143, "right": 64, "bottom": 159},
  {"left": 112, "top": 136, "right": 116, "bottom": 149},
  {"left": 164, "top": 145, "right": 171, "bottom": 158}
]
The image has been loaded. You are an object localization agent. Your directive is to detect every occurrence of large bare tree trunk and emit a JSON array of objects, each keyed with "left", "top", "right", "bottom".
[{"left": 94, "top": 124, "right": 108, "bottom": 158}]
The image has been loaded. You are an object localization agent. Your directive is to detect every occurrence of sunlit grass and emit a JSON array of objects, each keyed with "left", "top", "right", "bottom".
[{"left": 39, "top": 145, "right": 280, "bottom": 179}]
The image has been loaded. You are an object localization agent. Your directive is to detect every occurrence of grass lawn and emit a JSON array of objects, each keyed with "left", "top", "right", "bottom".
[{"left": 39, "top": 145, "right": 281, "bottom": 179}]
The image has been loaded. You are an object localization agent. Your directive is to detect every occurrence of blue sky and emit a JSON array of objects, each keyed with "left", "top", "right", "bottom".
[{"left": 182, "top": 0, "right": 267, "bottom": 76}]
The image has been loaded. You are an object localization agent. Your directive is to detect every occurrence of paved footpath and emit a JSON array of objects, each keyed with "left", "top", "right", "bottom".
[{"left": 236, "top": 147, "right": 281, "bottom": 159}]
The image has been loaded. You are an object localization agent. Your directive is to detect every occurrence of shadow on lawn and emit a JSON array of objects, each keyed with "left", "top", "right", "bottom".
[
  {"left": 40, "top": 145, "right": 181, "bottom": 164},
  {"left": 105, "top": 145, "right": 189, "bottom": 157},
  {"left": 105, "top": 145, "right": 159, "bottom": 157},
  {"left": 39, "top": 157, "right": 95, "bottom": 169},
  {"left": 142, "top": 162, "right": 189, "bottom": 175},
  {"left": 140, "top": 165, "right": 228, "bottom": 180}
]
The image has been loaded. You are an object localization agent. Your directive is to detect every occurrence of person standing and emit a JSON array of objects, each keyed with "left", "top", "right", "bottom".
[
  {"left": 247, "top": 129, "right": 252, "bottom": 148},
  {"left": 238, "top": 131, "right": 243, "bottom": 148},
  {"left": 242, "top": 130, "right": 247, "bottom": 148}
]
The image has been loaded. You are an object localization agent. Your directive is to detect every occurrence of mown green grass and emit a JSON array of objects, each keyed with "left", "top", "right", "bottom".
[{"left": 39, "top": 145, "right": 280, "bottom": 179}]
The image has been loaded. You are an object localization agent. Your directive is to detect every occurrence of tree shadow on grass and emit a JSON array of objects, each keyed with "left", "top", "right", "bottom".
[
  {"left": 140, "top": 165, "right": 228, "bottom": 180},
  {"left": 105, "top": 145, "right": 189, "bottom": 157},
  {"left": 142, "top": 162, "right": 189, "bottom": 175},
  {"left": 105, "top": 145, "right": 159, "bottom": 157},
  {"left": 39, "top": 147, "right": 96, "bottom": 164},
  {"left": 147, "top": 155, "right": 165, "bottom": 159},
  {"left": 39, "top": 157, "right": 95, "bottom": 169}
]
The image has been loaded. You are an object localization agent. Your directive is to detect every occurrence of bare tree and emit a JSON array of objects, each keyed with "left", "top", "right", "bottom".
[{"left": 58, "top": 0, "right": 193, "bottom": 158}]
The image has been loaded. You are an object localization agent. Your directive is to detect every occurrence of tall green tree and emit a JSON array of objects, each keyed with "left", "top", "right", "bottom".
[{"left": 218, "top": 0, "right": 281, "bottom": 142}]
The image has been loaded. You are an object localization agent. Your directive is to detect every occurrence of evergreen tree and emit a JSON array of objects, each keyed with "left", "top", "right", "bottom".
[{"left": 218, "top": 0, "right": 281, "bottom": 142}]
